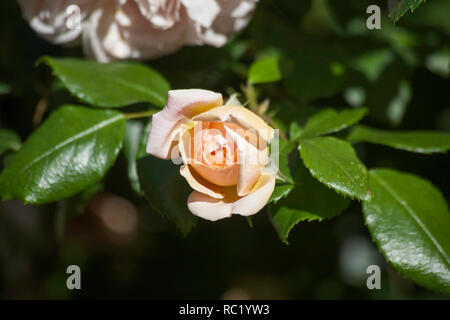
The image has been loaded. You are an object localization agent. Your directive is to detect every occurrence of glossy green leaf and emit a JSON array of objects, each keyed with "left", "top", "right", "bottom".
[
  {"left": 0, "top": 105, "right": 125, "bottom": 204},
  {"left": 123, "top": 120, "right": 144, "bottom": 194},
  {"left": 40, "top": 56, "right": 170, "bottom": 108},
  {"left": 299, "top": 108, "right": 368, "bottom": 140},
  {"left": 137, "top": 156, "right": 197, "bottom": 235},
  {"left": 348, "top": 125, "right": 450, "bottom": 154},
  {"left": 268, "top": 183, "right": 294, "bottom": 204},
  {"left": 270, "top": 164, "right": 350, "bottom": 244},
  {"left": 389, "top": 0, "right": 425, "bottom": 22},
  {"left": 248, "top": 56, "right": 282, "bottom": 84},
  {"left": 299, "top": 137, "right": 369, "bottom": 200},
  {"left": 0, "top": 128, "right": 21, "bottom": 156},
  {"left": 363, "top": 168, "right": 450, "bottom": 294}
]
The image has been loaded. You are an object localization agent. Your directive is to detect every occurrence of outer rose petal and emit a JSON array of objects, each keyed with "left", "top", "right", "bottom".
[
  {"left": 214, "top": 0, "right": 258, "bottom": 34},
  {"left": 181, "top": 0, "right": 220, "bottom": 28},
  {"left": 135, "top": 0, "right": 182, "bottom": 30},
  {"left": 18, "top": 0, "right": 92, "bottom": 45},
  {"left": 187, "top": 174, "right": 275, "bottom": 221},
  {"left": 147, "top": 89, "right": 223, "bottom": 159},
  {"left": 83, "top": 0, "right": 188, "bottom": 62},
  {"left": 19, "top": 0, "right": 259, "bottom": 62}
]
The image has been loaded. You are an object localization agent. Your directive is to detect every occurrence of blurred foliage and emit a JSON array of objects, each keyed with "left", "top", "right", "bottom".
[{"left": 0, "top": 0, "right": 449, "bottom": 299}]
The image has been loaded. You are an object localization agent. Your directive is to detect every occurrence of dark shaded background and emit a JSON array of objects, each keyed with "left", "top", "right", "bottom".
[{"left": 0, "top": 0, "right": 449, "bottom": 299}]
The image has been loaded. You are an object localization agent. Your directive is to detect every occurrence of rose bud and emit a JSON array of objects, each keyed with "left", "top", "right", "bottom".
[{"left": 146, "top": 89, "right": 276, "bottom": 221}]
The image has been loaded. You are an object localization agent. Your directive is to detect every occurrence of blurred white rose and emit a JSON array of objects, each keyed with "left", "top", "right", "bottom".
[{"left": 18, "top": 0, "right": 259, "bottom": 62}]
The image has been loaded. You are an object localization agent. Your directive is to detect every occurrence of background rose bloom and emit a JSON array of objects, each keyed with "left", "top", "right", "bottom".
[
  {"left": 146, "top": 89, "right": 276, "bottom": 221},
  {"left": 18, "top": 0, "right": 259, "bottom": 62}
]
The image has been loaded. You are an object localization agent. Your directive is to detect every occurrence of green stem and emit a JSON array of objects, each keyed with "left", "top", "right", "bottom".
[{"left": 124, "top": 110, "right": 158, "bottom": 120}]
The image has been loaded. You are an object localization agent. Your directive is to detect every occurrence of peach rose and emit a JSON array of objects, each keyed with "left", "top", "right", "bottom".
[
  {"left": 146, "top": 89, "right": 276, "bottom": 221},
  {"left": 18, "top": 0, "right": 259, "bottom": 62}
]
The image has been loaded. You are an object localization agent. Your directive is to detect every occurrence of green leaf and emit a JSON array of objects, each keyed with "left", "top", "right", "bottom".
[
  {"left": 137, "top": 156, "right": 197, "bottom": 235},
  {"left": 426, "top": 48, "right": 450, "bottom": 79},
  {"left": 276, "top": 139, "right": 296, "bottom": 182},
  {"left": 348, "top": 125, "right": 450, "bottom": 154},
  {"left": 299, "top": 137, "right": 369, "bottom": 200},
  {"left": 123, "top": 120, "right": 144, "bottom": 194},
  {"left": 39, "top": 56, "right": 170, "bottom": 108},
  {"left": 0, "top": 105, "right": 125, "bottom": 204},
  {"left": 289, "top": 121, "right": 303, "bottom": 141},
  {"left": 269, "top": 138, "right": 296, "bottom": 204},
  {"left": 389, "top": 0, "right": 426, "bottom": 22},
  {"left": 299, "top": 108, "right": 368, "bottom": 140},
  {"left": 0, "top": 128, "right": 21, "bottom": 156},
  {"left": 137, "top": 119, "right": 152, "bottom": 160},
  {"left": 268, "top": 183, "right": 294, "bottom": 204},
  {"left": 270, "top": 163, "right": 350, "bottom": 244},
  {"left": 363, "top": 168, "right": 450, "bottom": 295},
  {"left": 248, "top": 56, "right": 282, "bottom": 84},
  {"left": 351, "top": 48, "right": 394, "bottom": 82}
]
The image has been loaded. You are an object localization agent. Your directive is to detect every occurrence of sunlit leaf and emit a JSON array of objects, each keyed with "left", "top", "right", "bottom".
[
  {"left": 248, "top": 56, "right": 282, "bottom": 84},
  {"left": 348, "top": 125, "right": 450, "bottom": 154},
  {"left": 363, "top": 168, "right": 450, "bottom": 295},
  {"left": 389, "top": 0, "right": 426, "bottom": 22},
  {"left": 0, "top": 106, "right": 125, "bottom": 204},
  {"left": 270, "top": 163, "right": 350, "bottom": 244},
  {"left": 299, "top": 108, "right": 368, "bottom": 140},
  {"left": 39, "top": 56, "right": 170, "bottom": 108},
  {"left": 299, "top": 137, "right": 369, "bottom": 200}
]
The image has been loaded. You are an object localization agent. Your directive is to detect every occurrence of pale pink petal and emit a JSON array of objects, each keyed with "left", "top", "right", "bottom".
[
  {"left": 147, "top": 89, "right": 223, "bottom": 159},
  {"left": 193, "top": 105, "right": 274, "bottom": 142},
  {"left": 224, "top": 93, "right": 243, "bottom": 106},
  {"left": 187, "top": 174, "right": 275, "bottom": 221},
  {"left": 213, "top": 0, "right": 258, "bottom": 34},
  {"left": 135, "top": 0, "right": 182, "bottom": 30},
  {"left": 83, "top": 0, "right": 187, "bottom": 62},
  {"left": 181, "top": 0, "right": 220, "bottom": 28},
  {"left": 178, "top": 129, "right": 227, "bottom": 199},
  {"left": 18, "top": 0, "right": 93, "bottom": 45},
  {"left": 225, "top": 126, "right": 268, "bottom": 196}
]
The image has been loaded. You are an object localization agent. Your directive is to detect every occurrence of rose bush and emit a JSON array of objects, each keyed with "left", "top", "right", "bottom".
[
  {"left": 146, "top": 89, "right": 276, "bottom": 221},
  {"left": 18, "top": 0, "right": 259, "bottom": 62}
]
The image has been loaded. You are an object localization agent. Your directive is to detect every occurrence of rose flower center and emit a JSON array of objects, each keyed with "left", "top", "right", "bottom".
[{"left": 188, "top": 122, "right": 240, "bottom": 187}]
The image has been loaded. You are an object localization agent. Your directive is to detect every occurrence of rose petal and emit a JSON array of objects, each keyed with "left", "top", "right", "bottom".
[
  {"left": 147, "top": 89, "right": 223, "bottom": 159},
  {"left": 225, "top": 126, "right": 268, "bottom": 196},
  {"left": 181, "top": 0, "right": 220, "bottom": 28},
  {"left": 18, "top": 0, "right": 92, "bottom": 45},
  {"left": 180, "top": 164, "right": 226, "bottom": 199},
  {"left": 224, "top": 93, "right": 243, "bottom": 106},
  {"left": 192, "top": 105, "right": 274, "bottom": 142},
  {"left": 187, "top": 174, "right": 275, "bottom": 221},
  {"left": 178, "top": 129, "right": 227, "bottom": 199}
]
